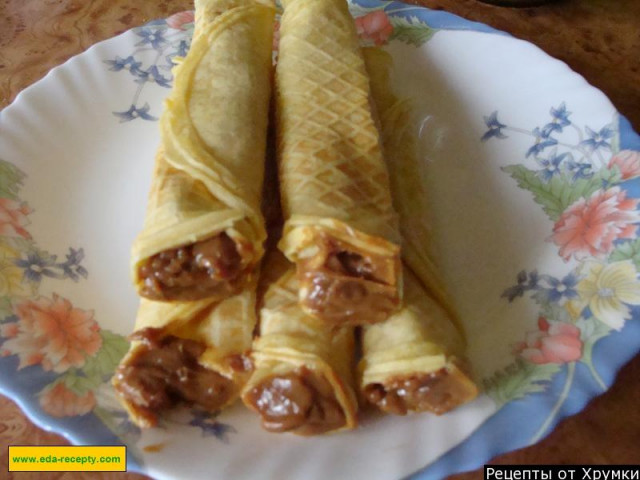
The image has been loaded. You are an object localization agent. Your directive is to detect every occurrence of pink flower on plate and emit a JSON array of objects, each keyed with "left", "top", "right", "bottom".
[
  {"left": 551, "top": 187, "right": 640, "bottom": 261},
  {"left": 0, "top": 198, "right": 32, "bottom": 239},
  {"left": 355, "top": 11, "right": 394, "bottom": 46},
  {"left": 608, "top": 150, "right": 640, "bottom": 180},
  {"left": 514, "top": 317, "right": 582, "bottom": 365},
  {"left": 39, "top": 382, "right": 96, "bottom": 417},
  {"left": 1, "top": 295, "right": 102, "bottom": 373},
  {"left": 166, "top": 10, "right": 195, "bottom": 31}
]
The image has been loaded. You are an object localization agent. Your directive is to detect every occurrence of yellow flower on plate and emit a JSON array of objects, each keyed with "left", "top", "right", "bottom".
[
  {"left": 0, "top": 263, "right": 32, "bottom": 298},
  {"left": 0, "top": 240, "right": 19, "bottom": 262},
  {"left": 577, "top": 260, "right": 640, "bottom": 330},
  {"left": 565, "top": 298, "right": 586, "bottom": 320},
  {"left": 0, "top": 240, "right": 32, "bottom": 298}
]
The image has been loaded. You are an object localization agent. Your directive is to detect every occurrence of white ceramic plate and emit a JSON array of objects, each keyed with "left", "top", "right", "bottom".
[{"left": 1, "top": 1, "right": 639, "bottom": 479}]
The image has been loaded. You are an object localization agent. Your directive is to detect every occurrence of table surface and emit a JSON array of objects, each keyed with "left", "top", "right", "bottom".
[{"left": 1, "top": 0, "right": 639, "bottom": 478}]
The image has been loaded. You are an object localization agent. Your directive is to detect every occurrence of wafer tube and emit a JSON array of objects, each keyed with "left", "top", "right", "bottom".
[
  {"left": 363, "top": 47, "right": 459, "bottom": 323},
  {"left": 358, "top": 268, "right": 477, "bottom": 415},
  {"left": 242, "top": 255, "right": 357, "bottom": 435},
  {"left": 112, "top": 288, "right": 256, "bottom": 428},
  {"left": 131, "top": 0, "right": 275, "bottom": 302},
  {"left": 275, "top": 0, "right": 402, "bottom": 326},
  {"left": 358, "top": 48, "right": 477, "bottom": 415}
]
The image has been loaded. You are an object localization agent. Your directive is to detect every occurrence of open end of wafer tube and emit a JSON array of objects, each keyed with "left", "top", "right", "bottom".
[
  {"left": 244, "top": 366, "right": 347, "bottom": 436},
  {"left": 137, "top": 232, "right": 252, "bottom": 302},
  {"left": 362, "top": 364, "right": 478, "bottom": 416},
  {"left": 296, "top": 232, "right": 401, "bottom": 326},
  {"left": 112, "top": 328, "right": 242, "bottom": 427}
]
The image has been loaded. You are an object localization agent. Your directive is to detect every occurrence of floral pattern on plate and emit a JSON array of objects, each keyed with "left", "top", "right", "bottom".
[
  {"left": 480, "top": 105, "right": 640, "bottom": 443},
  {"left": 106, "top": 6, "right": 434, "bottom": 123},
  {"left": 0, "top": 159, "right": 144, "bottom": 455},
  {"left": 105, "top": 13, "right": 194, "bottom": 122},
  {"left": 0, "top": 159, "right": 122, "bottom": 414}
]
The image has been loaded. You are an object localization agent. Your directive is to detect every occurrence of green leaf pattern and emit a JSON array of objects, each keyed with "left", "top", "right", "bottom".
[
  {"left": 502, "top": 164, "right": 623, "bottom": 221},
  {"left": 609, "top": 237, "right": 640, "bottom": 270},
  {"left": 483, "top": 359, "right": 561, "bottom": 407},
  {"left": 0, "top": 159, "right": 26, "bottom": 200},
  {"left": 389, "top": 15, "right": 435, "bottom": 47}
]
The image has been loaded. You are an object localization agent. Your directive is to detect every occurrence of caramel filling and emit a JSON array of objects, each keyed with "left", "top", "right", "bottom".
[
  {"left": 298, "top": 235, "right": 400, "bottom": 325},
  {"left": 138, "top": 232, "right": 246, "bottom": 301},
  {"left": 364, "top": 369, "right": 474, "bottom": 416},
  {"left": 245, "top": 367, "right": 346, "bottom": 436},
  {"left": 113, "top": 328, "right": 246, "bottom": 426}
]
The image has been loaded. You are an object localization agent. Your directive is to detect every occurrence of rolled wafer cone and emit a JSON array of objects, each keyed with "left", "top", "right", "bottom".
[
  {"left": 242, "top": 254, "right": 358, "bottom": 436},
  {"left": 276, "top": 0, "right": 402, "bottom": 326},
  {"left": 359, "top": 267, "right": 478, "bottom": 415},
  {"left": 358, "top": 47, "right": 478, "bottom": 415},
  {"left": 363, "top": 46, "right": 462, "bottom": 329},
  {"left": 112, "top": 287, "right": 256, "bottom": 428},
  {"left": 131, "top": 0, "right": 275, "bottom": 302}
]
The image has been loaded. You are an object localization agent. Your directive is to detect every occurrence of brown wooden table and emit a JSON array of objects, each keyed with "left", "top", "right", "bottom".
[{"left": 1, "top": 1, "right": 639, "bottom": 478}]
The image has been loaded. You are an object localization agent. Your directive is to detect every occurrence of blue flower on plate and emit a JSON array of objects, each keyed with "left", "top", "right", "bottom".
[
  {"left": 60, "top": 248, "right": 88, "bottom": 281},
  {"left": 135, "top": 65, "right": 172, "bottom": 88},
  {"left": 104, "top": 56, "right": 143, "bottom": 76},
  {"left": 481, "top": 111, "right": 507, "bottom": 141},
  {"left": 526, "top": 127, "right": 558, "bottom": 158},
  {"left": 580, "top": 124, "right": 615, "bottom": 151},
  {"left": 135, "top": 27, "right": 167, "bottom": 50},
  {"left": 174, "top": 40, "right": 190, "bottom": 59},
  {"left": 551, "top": 102, "right": 572, "bottom": 126},
  {"left": 541, "top": 102, "right": 572, "bottom": 137},
  {"left": 113, "top": 103, "right": 157, "bottom": 122},
  {"left": 14, "top": 247, "right": 88, "bottom": 283},
  {"left": 107, "top": 19, "right": 195, "bottom": 122},
  {"left": 537, "top": 149, "right": 570, "bottom": 181},
  {"left": 532, "top": 273, "right": 579, "bottom": 305},
  {"left": 14, "top": 250, "right": 58, "bottom": 284},
  {"left": 189, "top": 410, "right": 236, "bottom": 443},
  {"left": 565, "top": 158, "right": 593, "bottom": 180},
  {"left": 501, "top": 270, "right": 539, "bottom": 302}
]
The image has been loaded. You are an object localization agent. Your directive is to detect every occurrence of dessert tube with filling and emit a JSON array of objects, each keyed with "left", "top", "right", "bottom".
[
  {"left": 131, "top": 0, "right": 275, "bottom": 302},
  {"left": 241, "top": 255, "right": 357, "bottom": 435},
  {"left": 363, "top": 46, "right": 458, "bottom": 323},
  {"left": 112, "top": 289, "right": 256, "bottom": 428},
  {"left": 275, "top": 0, "right": 402, "bottom": 326},
  {"left": 359, "top": 47, "right": 478, "bottom": 415},
  {"left": 358, "top": 267, "right": 478, "bottom": 415}
]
